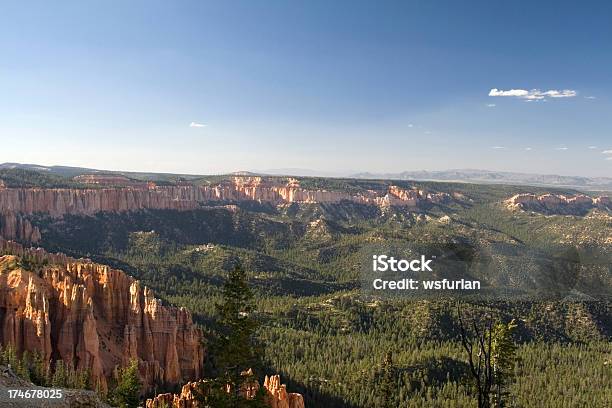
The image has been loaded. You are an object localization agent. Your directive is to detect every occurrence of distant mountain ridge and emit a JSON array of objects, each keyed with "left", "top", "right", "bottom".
[
  {"left": 351, "top": 169, "right": 612, "bottom": 191},
  {"left": 1, "top": 162, "right": 610, "bottom": 191}
]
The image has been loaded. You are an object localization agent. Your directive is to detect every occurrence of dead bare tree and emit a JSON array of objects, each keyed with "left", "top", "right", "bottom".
[{"left": 456, "top": 303, "right": 494, "bottom": 408}]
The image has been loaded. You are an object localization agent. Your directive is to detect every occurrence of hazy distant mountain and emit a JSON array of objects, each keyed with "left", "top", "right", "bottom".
[
  {"left": 0, "top": 162, "right": 204, "bottom": 181},
  {"left": 0, "top": 162, "right": 100, "bottom": 178},
  {"left": 351, "top": 169, "right": 612, "bottom": 191},
  {"left": 257, "top": 168, "right": 351, "bottom": 178},
  {"left": 2, "top": 163, "right": 611, "bottom": 191}
]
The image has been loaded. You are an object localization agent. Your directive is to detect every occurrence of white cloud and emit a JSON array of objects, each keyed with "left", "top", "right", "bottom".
[
  {"left": 408, "top": 124, "right": 414, "bottom": 128},
  {"left": 491, "top": 146, "right": 506, "bottom": 150},
  {"left": 486, "top": 103, "right": 496, "bottom": 107},
  {"left": 555, "top": 147, "right": 569, "bottom": 151},
  {"left": 541, "top": 90, "right": 577, "bottom": 98},
  {"left": 525, "top": 147, "right": 532, "bottom": 151},
  {"left": 602, "top": 150, "right": 612, "bottom": 154},
  {"left": 190, "top": 122, "right": 207, "bottom": 128},
  {"left": 606, "top": 157, "right": 612, "bottom": 161},
  {"left": 489, "top": 89, "right": 529, "bottom": 97},
  {"left": 588, "top": 146, "right": 598, "bottom": 149},
  {"left": 489, "top": 88, "right": 577, "bottom": 101},
  {"left": 584, "top": 96, "right": 596, "bottom": 99}
]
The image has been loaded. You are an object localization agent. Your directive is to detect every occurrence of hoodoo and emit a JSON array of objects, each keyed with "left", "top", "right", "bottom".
[{"left": 0, "top": 239, "right": 204, "bottom": 393}]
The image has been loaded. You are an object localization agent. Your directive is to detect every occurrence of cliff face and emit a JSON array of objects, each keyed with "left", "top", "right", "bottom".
[
  {"left": 0, "top": 177, "right": 453, "bottom": 243},
  {"left": 505, "top": 193, "right": 611, "bottom": 215},
  {"left": 145, "top": 375, "right": 305, "bottom": 408},
  {"left": 0, "top": 177, "right": 451, "bottom": 217},
  {"left": 0, "top": 239, "right": 204, "bottom": 393},
  {"left": 0, "top": 185, "right": 201, "bottom": 217},
  {"left": 0, "top": 213, "right": 41, "bottom": 243}
]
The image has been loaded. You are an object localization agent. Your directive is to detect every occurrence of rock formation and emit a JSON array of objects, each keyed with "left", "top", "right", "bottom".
[
  {"left": 145, "top": 380, "right": 203, "bottom": 408},
  {"left": 0, "top": 177, "right": 451, "bottom": 218},
  {"left": 0, "top": 239, "right": 204, "bottom": 393},
  {"left": 145, "top": 374, "right": 305, "bottom": 408},
  {"left": 505, "top": 193, "right": 611, "bottom": 215},
  {"left": 263, "top": 375, "right": 305, "bottom": 408},
  {"left": 0, "top": 212, "right": 41, "bottom": 243},
  {"left": 0, "top": 177, "right": 454, "bottom": 243},
  {"left": 0, "top": 185, "right": 201, "bottom": 217}
]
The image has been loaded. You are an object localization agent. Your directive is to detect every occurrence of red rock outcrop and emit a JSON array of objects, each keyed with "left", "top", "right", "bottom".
[
  {"left": 0, "top": 178, "right": 454, "bottom": 243},
  {"left": 145, "top": 375, "right": 305, "bottom": 408},
  {"left": 0, "top": 185, "right": 201, "bottom": 217},
  {"left": 0, "top": 212, "right": 41, "bottom": 243},
  {"left": 0, "top": 177, "right": 452, "bottom": 220},
  {"left": 263, "top": 375, "right": 305, "bottom": 408},
  {"left": 0, "top": 239, "right": 204, "bottom": 393},
  {"left": 377, "top": 185, "right": 450, "bottom": 208},
  {"left": 505, "top": 193, "right": 611, "bottom": 214},
  {"left": 145, "top": 380, "right": 203, "bottom": 408}
]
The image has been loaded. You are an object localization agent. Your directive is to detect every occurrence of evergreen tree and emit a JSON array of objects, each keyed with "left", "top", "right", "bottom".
[
  {"left": 200, "top": 263, "right": 266, "bottom": 407},
  {"left": 52, "top": 360, "right": 68, "bottom": 387},
  {"left": 30, "top": 351, "right": 49, "bottom": 386},
  {"left": 110, "top": 359, "right": 141, "bottom": 408},
  {"left": 16, "top": 350, "right": 31, "bottom": 381},
  {"left": 491, "top": 319, "right": 518, "bottom": 408},
  {"left": 2, "top": 344, "right": 18, "bottom": 368},
  {"left": 379, "top": 352, "right": 397, "bottom": 408}
]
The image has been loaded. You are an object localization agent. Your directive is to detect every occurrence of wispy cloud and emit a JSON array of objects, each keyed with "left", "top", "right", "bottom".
[
  {"left": 491, "top": 146, "right": 506, "bottom": 150},
  {"left": 588, "top": 146, "right": 598, "bottom": 149},
  {"left": 555, "top": 147, "right": 569, "bottom": 151},
  {"left": 602, "top": 150, "right": 612, "bottom": 155},
  {"left": 606, "top": 157, "right": 612, "bottom": 160},
  {"left": 525, "top": 147, "right": 532, "bottom": 151},
  {"left": 408, "top": 124, "right": 414, "bottom": 128},
  {"left": 190, "top": 122, "right": 207, "bottom": 128},
  {"left": 486, "top": 103, "right": 496, "bottom": 108},
  {"left": 584, "top": 96, "right": 596, "bottom": 99},
  {"left": 489, "top": 88, "right": 577, "bottom": 101}
]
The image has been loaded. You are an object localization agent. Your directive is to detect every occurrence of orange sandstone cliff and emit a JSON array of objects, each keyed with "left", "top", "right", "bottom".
[
  {"left": 0, "top": 177, "right": 452, "bottom": 243},
  {"left": 0, "top": 239, "right": 204, "bottom": 393},
  {"left": 0, "top": 177, "right": 451, "bottom": 217}
]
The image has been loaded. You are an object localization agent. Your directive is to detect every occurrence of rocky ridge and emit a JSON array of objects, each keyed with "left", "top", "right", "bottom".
[
  {"left": 0, "top": 239, "right": 204, "bottom": 393},
  {"left": 145, "top": 374, "right": 305, "bottom": 408},
  {"left": 0, "top": 176, "right": 451, "bottom": 216},
  {"left": 505, "top": 193, "right": 611, "bottom": 215},
  {"left": 0, "top": 176, "right": 452, "bottom": 242}
]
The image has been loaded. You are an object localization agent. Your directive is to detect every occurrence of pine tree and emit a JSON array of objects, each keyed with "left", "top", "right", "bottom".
[
  {"left": 491, "top": 319, "right": 518, "bottom": 408},
  {"left": 16, "top": 351, "right": 32, "bottom": 381},
  {"left": 2, "top": 344, "right": 18, "bottom": 368},
  {"left": 30, "top": 351, "right": 48, "bottom": 386},
  {"left": 110, "top": 359, "right": 141, "bottom": 408},
  {"left": 379, "top": 352, "right": 397, "bottom": 408},
  {"left": 200, "top": 263, "right": 266, "bottom": 407},
  {"left": 52, "top": 360, "right": 68, "bottom": 387}
]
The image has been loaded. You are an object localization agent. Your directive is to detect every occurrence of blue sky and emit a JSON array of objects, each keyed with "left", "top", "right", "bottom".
[{"left": 1, "top": 0, "right": 611, "bottom": 176}]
